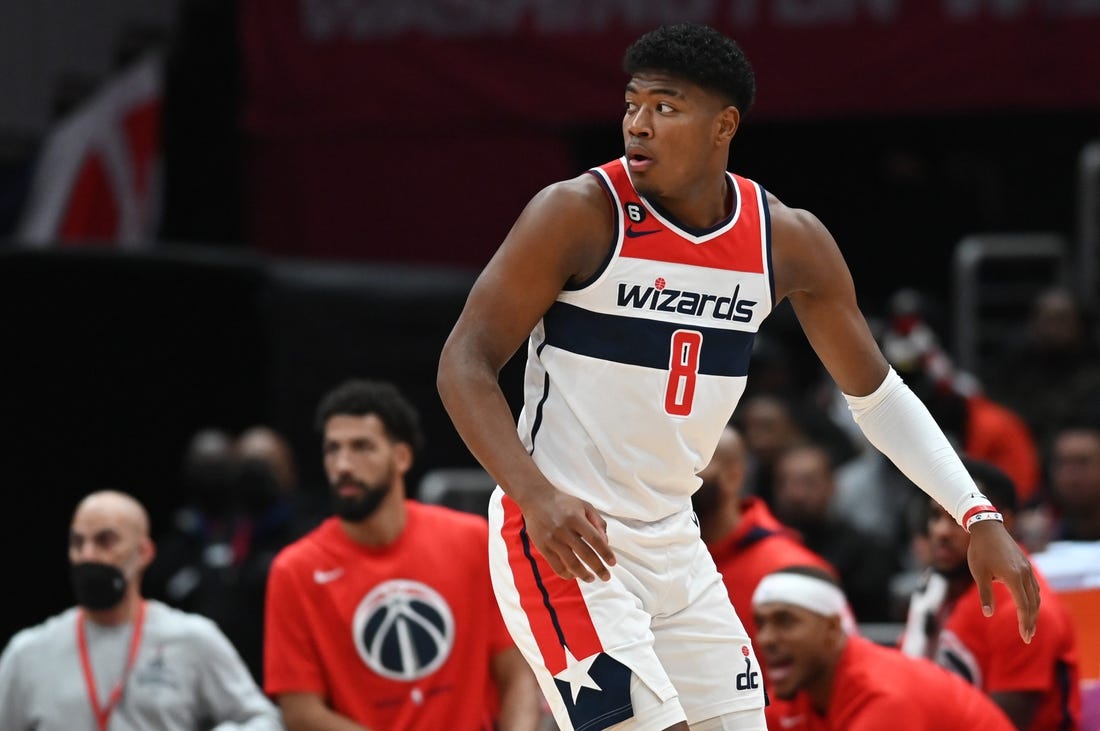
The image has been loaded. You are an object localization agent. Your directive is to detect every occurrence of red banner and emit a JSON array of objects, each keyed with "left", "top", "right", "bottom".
[
  {"left": 239, "top": 0, "right": 1100, "bottom": 263},
  {"left": 243, "top": 0, "right": 1100, "bottom": 134}
]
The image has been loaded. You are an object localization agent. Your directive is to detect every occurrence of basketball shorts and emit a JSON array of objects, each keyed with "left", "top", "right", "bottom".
[{"left": 487, "top": 487, "right": 766, "bottom": 731}]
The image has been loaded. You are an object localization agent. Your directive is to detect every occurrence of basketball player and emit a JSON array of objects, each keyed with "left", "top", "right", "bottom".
[
  {"left": 753, "top": 566, "right": 1017, "bottom": 730},
  {"left": 263, "top": 379, "right": 541, "bottom": 731},
  {"left": 437, "top": 22, "right": 1040, "bottom": 731}
]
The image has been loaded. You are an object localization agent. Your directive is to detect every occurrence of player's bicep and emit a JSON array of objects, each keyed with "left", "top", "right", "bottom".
[{"left": 771, "top": 199, "right": 888, "bottom": 397}]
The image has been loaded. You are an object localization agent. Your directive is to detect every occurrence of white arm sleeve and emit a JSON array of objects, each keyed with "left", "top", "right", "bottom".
[{"left": 843, "top": 367, "right": 993, "bottom": 526}]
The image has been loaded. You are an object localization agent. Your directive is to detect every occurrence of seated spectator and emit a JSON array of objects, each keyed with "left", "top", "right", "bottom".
[
  {"left": 145, "top": 425, "right": 317, "bottom": 683},
  {"left": 234, "top": 424, "right": 325, "bottom": 542},
  {"left": 753, "top": 566, "right": 1016, "bottom": 731},
  {"left": 984, "top": 287, "right": 1100, "bottom": 454},
  {"left": 693, "top": 423, "right": 835, "bottom": 642},
  {"left": 734, "top": 392, "right": 807, "bottom": 505},
  {"left": 0, "top": 490, "right": 283, "bottom": 730},
  {"left": 1047, "top": 418, "right": 1100, "bottom": 542},
  {"left": 832, "top": 438, "right": 926, "bottom": 561},
  {"left": 734, "top": 389, "right": 861, "bottom": 510},
  {"left": 900, "top": 457, "right": 1081, "bottom": 730},
  {"left": 771, "top": 443, "right": 901, "bottom": 622}
]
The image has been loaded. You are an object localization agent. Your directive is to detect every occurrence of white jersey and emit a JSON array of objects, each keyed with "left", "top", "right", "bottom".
[{"left": 517, "top": 157, "right": 775, "bottom": 521}]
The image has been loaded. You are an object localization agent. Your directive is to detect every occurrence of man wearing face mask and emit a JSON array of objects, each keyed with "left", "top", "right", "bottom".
[
  {"left": 0, "top": 490, "right": 284, "bottom": 731},
  {"left": 262, "top": 379, "right": 542, "bottom": 731}
]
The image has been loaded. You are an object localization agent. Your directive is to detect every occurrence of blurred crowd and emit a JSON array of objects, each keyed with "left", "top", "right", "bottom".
[
  {"left": 150, "top": 280, "right": 1100, "bottom": 694},
  {"left": 5, "top": 282, "right": 1096, "bottom": 730},
  {"left": 134, "top": 282, "right": 1100, "bottom": 673}
]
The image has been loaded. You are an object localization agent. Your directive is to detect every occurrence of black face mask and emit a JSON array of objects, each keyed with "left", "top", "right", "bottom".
[
  {"left": 236, "top": 458, "right": 283, "bottom": 515},
  {"left": 70, "top": 561, "right": 128, "bottom": 610}
]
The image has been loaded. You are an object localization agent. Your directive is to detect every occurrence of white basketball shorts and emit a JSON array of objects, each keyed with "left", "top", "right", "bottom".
[{"left": 487, "top": 488, "right": 766, "bottom": 731}]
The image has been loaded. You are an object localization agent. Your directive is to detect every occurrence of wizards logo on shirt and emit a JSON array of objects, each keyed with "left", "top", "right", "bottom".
[
  {"left": 352, "top": 580, "right": 455, "bottom": 681},
  {"left": 616, "top": 279, "right": 757, "bottom": 322}
]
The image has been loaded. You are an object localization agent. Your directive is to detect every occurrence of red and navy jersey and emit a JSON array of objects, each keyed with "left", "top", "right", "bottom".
[{"left": 517, "top": 157, "right": 775, "bottom": 521}]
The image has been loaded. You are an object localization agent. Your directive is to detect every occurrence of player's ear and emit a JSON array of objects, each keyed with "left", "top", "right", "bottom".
[
  {"left": 392, "top": 441, "right": 414, "bottom": 475},
  {"left": 716, "top": 105, "right": 740, "bottom": 145},
  {"left": 824, "top": 613, "right": 845, "bottom": 647}
]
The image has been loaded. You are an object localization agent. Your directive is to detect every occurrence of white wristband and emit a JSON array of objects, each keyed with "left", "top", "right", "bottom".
[{"left": 964, "top": 510, "right": 1004, "bottom": 533}]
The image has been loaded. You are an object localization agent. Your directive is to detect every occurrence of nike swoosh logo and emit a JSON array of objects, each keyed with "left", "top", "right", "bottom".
[
  {"left": 625, "top": 226, "right": 660, "bottom": 238},
  {"left": 313, "top": 568, "right": 345, "bottom": 584}
]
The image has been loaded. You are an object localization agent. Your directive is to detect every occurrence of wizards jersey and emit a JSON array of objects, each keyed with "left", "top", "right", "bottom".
[{"left": 516, "top": 157, "right": 775, "bottom": 521}]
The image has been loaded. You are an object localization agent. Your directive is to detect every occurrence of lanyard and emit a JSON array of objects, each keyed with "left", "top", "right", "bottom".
[{"left": 77, "top": 600, "right": 147, "bottom": 731}]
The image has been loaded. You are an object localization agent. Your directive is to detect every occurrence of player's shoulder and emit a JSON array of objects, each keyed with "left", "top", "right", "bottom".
[
  {"left": 764, "top": 191, "right": 829, "bottom": 242},
  {"left": 529, "top": 171, "right": 609, "bottom": 217}
]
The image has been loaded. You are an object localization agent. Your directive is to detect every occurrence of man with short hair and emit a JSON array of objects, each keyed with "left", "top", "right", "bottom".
[
  {"left": 1049, "top": 420, "right": 1100, "bottom": 542},
  {"left": 772, "top": 443, "right": 899, "bottom": 622},
  {"left": 438, "top": 21, "right": 1039, "bottom": 731},
  {"left": 263, "top": 379, "right": 541, "bottom": 731},
  {"left": 694, "top": 424, "right": 834, "bottom": 642},
  {"left": 0, "top": 490, "right": 283, "bottom": 731},
  {"left": 901, "top": 458, "right": 1082, "bottom": 730},
  {"left": 754, "top": 566, "right": 1016, "bottom": 731}
]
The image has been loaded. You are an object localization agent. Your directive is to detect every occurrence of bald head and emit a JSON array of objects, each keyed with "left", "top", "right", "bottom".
[
  {"left": 69, "top": 491, "right": 154, "bottom": 578},
  {"left": 694, "top": 425, "right": 750, "bottom": 541},
  {"left": 698, "top": 424, "right": 748, "bottom": 496},
  {"left": 713, "top": 425, "right": 748, "bottom": 471},
  {"left": 73, "top": 490, "right": 150, "bottom": 538}
]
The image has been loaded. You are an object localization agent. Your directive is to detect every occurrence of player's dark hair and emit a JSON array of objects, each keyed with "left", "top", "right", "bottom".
[
  {"left": 623, "top": 23, "right": 756, "bottom": 113},
  {"left": 961, "top": 456, "right": 1019, "bottom": 515},
  {"left": 315, "top": 379, "right": 425, "bottom": 458}
]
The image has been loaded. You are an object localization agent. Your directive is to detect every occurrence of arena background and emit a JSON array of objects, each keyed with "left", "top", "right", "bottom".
[{"left": 1, "top": 0, "right": 1098, "bottom": 651}]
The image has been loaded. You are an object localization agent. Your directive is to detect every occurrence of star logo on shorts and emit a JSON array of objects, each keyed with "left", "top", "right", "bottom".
[{"left": 554, "top": 646, "right": 602, "bottom": 702}]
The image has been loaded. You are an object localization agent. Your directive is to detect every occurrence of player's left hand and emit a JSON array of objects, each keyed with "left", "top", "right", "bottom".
[{"left": 967, "top": 519, "right": 1040, "bottom": 643}]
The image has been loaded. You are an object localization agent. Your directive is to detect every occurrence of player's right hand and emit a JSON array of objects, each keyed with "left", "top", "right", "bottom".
[{"left": 519, "top": 489, "right": 616, "bottom": 583}]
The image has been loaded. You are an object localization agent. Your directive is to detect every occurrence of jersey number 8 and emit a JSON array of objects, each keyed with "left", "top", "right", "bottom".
[{"left": 665, "top": 330, "right": 702, "bottom": 416}]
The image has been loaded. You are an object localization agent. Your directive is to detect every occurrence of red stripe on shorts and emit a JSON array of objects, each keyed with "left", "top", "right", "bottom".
[{"left": 501, "top": 495, "right": 604, "bottom": 674}]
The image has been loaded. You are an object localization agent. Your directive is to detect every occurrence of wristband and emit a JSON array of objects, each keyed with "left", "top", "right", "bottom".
[{"left": 964, "top": 509, "right": 1004, "bottom": 533}]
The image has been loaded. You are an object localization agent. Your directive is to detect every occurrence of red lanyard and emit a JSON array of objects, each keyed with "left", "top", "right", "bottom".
[{"left": 77, "top": 600, "right": 147, "bottom": 731}]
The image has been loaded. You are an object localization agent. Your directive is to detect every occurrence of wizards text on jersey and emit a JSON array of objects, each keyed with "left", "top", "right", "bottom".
[{"left": 616, "top": 280, "right": 757, "bottom": 322}]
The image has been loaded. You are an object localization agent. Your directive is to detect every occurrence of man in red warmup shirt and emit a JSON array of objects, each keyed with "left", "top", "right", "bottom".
[
  {"left": 693, "top": 423, "right": 835, "bottom": 641},
  {"left": 263, "top": 379, "right": 542, "bottom": 731},
  {"left": 900, "top": 457, "right": 1082, "bottom": 730},
  {"left": 754, "top": 566, "right": 1017, "bottom": 731}
]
